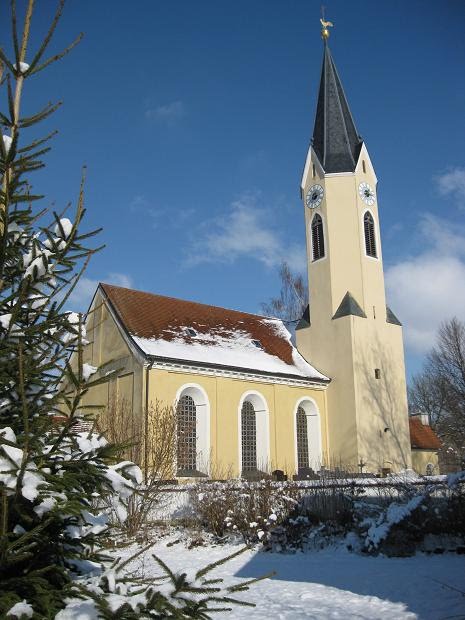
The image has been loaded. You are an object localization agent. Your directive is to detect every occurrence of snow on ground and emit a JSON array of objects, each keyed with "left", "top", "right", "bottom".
[{"left": 117, "top": 536, "right": 465, "bottom": 620}]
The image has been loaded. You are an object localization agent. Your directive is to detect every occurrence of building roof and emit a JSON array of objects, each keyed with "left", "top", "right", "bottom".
[
  {"left": 409, "top": 417, "right": 441, "bottom": 450},
  {"left": 99, "top": 283, "right": 329, "bottom": 383},
  {"left": 332, "top": 291, "right": 367, "bottom": 320},
  {"left": 386, "top": 306, "right": 402, "bottom": 326},
  {"left": 312, "top": 42, "right": 363, "bottom": 173}
]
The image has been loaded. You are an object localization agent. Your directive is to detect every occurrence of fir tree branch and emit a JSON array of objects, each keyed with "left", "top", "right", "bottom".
[{"left": 195, "top": 546, "right": 247, "bottom": 580}]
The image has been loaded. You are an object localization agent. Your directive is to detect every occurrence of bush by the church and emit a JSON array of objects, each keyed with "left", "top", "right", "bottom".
[
  {"left": 190, "top": 475, "right": 465, "bottom": 556},
  {"left": 191, "top": 479, "right": 302, "bottom": 543},
  {"left": 355, "top": 472, "right": 465, "bottom": 557},
  {"left": 191, "top": 478, "right": 360, "bottom": 548}
]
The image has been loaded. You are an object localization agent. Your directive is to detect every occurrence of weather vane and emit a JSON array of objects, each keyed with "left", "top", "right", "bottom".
[{"left": 320, "top": 5, "right": 333, "bottom": 40}]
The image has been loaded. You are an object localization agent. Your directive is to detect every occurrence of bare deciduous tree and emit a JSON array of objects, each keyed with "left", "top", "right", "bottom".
[
  {"left": 409, "top": 317, "right": 465, "bottom": 470},
  {"left": 261, "top": 261, "right": 308, "bottom": 323}
]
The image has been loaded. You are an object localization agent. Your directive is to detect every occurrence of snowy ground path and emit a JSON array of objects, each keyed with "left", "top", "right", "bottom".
[{"left": 117, "top": 537, "right": 465, "bottom": 619}]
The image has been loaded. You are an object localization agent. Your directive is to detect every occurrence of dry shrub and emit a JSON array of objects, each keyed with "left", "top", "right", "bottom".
[
  {"left": 98, "top": 398, "right": 177, "bottom": 538},
  {"left": 190, "top": 480, "right": 303, "bottom": 542}
]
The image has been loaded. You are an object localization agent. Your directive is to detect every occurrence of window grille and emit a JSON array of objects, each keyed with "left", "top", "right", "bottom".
[
  {"left": 177, "top": 395, "right": 197, "bottom": 473},
  {"left": 364, "top": 212, "right": 377, "bottom": 258},
  {"left": 241, "top": 401, "right": 257, "bottom": 472},
  {"left": 311, "top": 214, "right": 325, "bottom": 261},
  {"left": 296, "top": 406, "right": 309, "bottom": 470}
]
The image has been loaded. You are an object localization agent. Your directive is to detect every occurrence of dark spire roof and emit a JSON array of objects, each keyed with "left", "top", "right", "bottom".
[{"left": 312, "top": 42, "right": 363, "bottom": 173}]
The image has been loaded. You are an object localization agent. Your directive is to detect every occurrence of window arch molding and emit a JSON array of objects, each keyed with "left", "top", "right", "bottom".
[
  {"left": 293, "top": 397, "right": 322, "bottom": 473},
  {"left": 362, "top": 209, "right": 379, "bottom": 260},
  {"left": 310, "top": 212, "right": 326, "bottom": 262},
  {"left": 237, "top": 390, "right": 270, "bottom": 476},
  {"left": 174, "top": 383, "right": 210, "bottom": 476}
]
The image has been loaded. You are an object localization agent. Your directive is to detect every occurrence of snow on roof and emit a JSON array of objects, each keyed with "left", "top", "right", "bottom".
[{"left": 100, "top": 283, "right": 329, "bottom": 383}]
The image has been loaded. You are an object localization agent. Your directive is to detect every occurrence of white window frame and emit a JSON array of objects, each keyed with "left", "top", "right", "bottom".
[
  {"left": 293, "top": 397, "right": 322, "bottom": 472},
  {"left": 309, "top": 211, "right": 327, "bottom": 263},
  {"left": 361, "top": 208, "right": 380, "bottom": 261},
  {"left": 238, "top": 390, "right": 270, "bottom": 475},
  {"left": 175, "top": 383, "right": 210, "bottom": 476}
]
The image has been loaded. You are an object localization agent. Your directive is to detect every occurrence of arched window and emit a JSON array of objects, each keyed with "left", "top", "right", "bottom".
[
  {"left": 312, "top": 214, "right": 325, "bottom": 261},
  {"left": 364, "top": 212, "right": 377, "bottom": 258},
  {"left": 296, "top": 406, "right": 309, "bottom": 470},
  {"left": 241, "top": 401, "right": 257, "bottom": 473},
  {"left": 177, "top": 395, "right": 197, "bottom": 474},
  {"left": 294, "top": 399, "right": 322, "bottom": 475}
]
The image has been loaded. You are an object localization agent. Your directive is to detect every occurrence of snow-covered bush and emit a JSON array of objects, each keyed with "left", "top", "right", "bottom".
[
  {"left": 191, "top": 480, "right": 302, "bottom": 543},
  {"left": 265, "top": 482, "right": 361, "bottom": 552},
  {"left": 355, "top": 474, "right": 465, "bottom": 556},
  {"left": 192, "top": 476, "right": 465, "bottom": 556}
]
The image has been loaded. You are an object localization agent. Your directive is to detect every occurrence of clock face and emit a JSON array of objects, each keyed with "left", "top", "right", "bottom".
[
  {"left": 306, "top": 184, "right": 324, "bottom": 209},
  {"left": 359, "top": 182, "right": 376, "bottom": 206}
]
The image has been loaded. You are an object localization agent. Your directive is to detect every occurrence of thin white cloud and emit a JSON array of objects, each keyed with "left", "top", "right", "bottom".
[
  {"left": 130, "top": 194, "right": 165, "bottom": 229},
  {"left": 187, "top": 193, "right": 306, "bottom": 272},
  {"left": 130, "top": 195, "right": 150, "bottom": 210},
  {"left": 435, "top": 167, "right": 465, "bottom": 208},
  {"left": 385, "top": 214, "right": 465, "bottom": 355},
  {"left": 145, "top": 100, "right": 186, "bottom": 124},
  {"left": 68, "top": 272, "right": 134, "bottom": 313}
]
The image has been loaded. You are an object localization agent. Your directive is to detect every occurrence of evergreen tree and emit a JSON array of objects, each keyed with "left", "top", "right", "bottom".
[{"left": 0, "top": 2, "right": 260, "bottom": 617}]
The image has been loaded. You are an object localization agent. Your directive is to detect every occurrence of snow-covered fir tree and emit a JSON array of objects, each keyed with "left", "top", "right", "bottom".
[{"left": 0, "top": 2, "right": 258, "bottom": 617}]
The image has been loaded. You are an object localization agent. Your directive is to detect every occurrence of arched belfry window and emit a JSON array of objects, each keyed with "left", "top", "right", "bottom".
[
  {"left": 241, "top": 401, "right": 257, "bottom": 473},
  {"left": 364, "top": 212, "right": 377, "bottom": 258},
  {"left": 296, "top": 406, "right": 309, "bottom": 470},
  {"left": 177, "top": 395, "right": 197, "bottom": 473},
  {"left": 311, "top": 214, "right": 325, "bottom": 261}
]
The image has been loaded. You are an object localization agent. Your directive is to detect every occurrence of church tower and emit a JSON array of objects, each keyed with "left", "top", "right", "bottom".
[{"left": 296, "top": 22, "right": 412, "bottom": 473}]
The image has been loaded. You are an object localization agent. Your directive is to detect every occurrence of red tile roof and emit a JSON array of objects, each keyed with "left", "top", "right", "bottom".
[
  {"left": 409, "top": 417, "right": 441, "bottom": 450},
  {"left": 99, "top": 283, "right": 329, "bottom": 382}
]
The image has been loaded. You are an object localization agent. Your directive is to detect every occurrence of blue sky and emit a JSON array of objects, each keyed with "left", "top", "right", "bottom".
[{"left": 4, "top": 0, "right": 465, "bottom": 378}]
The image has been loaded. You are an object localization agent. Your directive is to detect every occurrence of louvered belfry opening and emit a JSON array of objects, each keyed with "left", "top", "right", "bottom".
[
  {"left": 296, "top": 406, "right": 310, "bottom": 470},
  {"left": 177, "top": 395, "right": 197, "bottom": 473},
  {"left": 241, "top": 400, "right": 257, "bottom": 472},
  {"left": 364, "top": 212, "right": 377, "bottom": 258},
  {"left": 312, "top": 214, "right": 325, "bottom": 261}
]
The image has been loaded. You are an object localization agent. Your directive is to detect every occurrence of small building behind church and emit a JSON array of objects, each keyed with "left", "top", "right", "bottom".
[{"left": 409, "top": 413, "right": 441, "bottom": 475}]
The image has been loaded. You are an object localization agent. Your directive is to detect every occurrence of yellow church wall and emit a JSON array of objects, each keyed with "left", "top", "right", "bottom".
[
  {"left": 298, "top": 146, "right": 412, "bottom": 474},
  {"left": 297, "top": 312, "right": 360, "bottom": 469},
  {"left": 146, "top": 367, "right": 328, "bottom": 478},
  {"left": 352, "top": 319, "right": 412, "bottom": 473},
  {"left": 303, "top": 146, "right": 384, "bottom": 320},
  {"left": 79, "top": 292, "right": 145, "bottom": 422},
  {"left": 325, "top": 176, "right": 365, "bottom": 314},
  {"left": 411, "top": 450, "right": 439, "bottom": 476}
]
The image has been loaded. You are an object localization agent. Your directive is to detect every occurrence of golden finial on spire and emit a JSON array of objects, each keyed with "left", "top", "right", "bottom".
[{"left": 320, "top": 5, "right": 333, "bottom": 41}]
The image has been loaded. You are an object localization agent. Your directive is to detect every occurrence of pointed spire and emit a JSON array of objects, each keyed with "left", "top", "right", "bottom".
[{"left": 312, "top": 40, "right": 363, "bottom": 173}]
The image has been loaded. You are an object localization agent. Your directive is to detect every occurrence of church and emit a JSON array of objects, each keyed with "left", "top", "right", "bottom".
[{"left": 81, "top": 23, "right": 439, "bottom": 478}]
